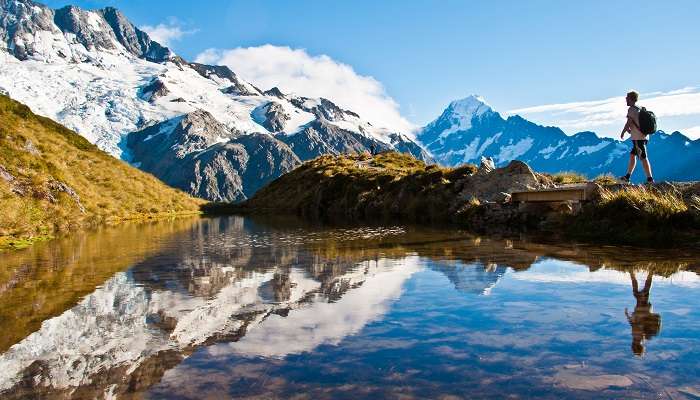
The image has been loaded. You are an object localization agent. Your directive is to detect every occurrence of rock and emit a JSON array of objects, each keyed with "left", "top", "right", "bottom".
[
  {"left": 678, "top": 386, "right": 700, "bottom": 399},
  {"left": 494, "top": 192, "right": 511, "bottom": 203},
  {"left": 584, "top": 182, "right": 603, "bottom": 203},
  {"left": 478, "top": 156, "right": 495, "bottom": 175},
  {"left": 275, "top": 119, "right": 391, "bottom": 161},
  {"left": 252, "top": 102, "right": 290, "bottom": 133},
  {"left": 54, "top": 6, "right": 118, "bottom": 53},
  {"left": 459, "top": 160, "right": 546, "bottom": 203},
  {"left": 99, "top": 7, "right": 172, "bottom": 62},
  {"left": 0, "top": 165, "right": 15, "bottom": 183},
  {"left": 189, "top": 62, "right": 261, "bottom": 95},
  {"left": 552, "top": 370, "right": 633, "bottom": 391},
  {"left": 127, "top": 111, "right": 299, "bottom": 202},
  {"left": 47, "top": 179, "right": 86, "bottom": 213},
  {"left": 23, "top": 139, "right": 40, "bottom": 155},
  {"left": 0, "top": 1, "right": 173, "bottom": 63},
  {"left": 263, "top": 87, "right": 285, "bottom": 98},
  {"left": 139, "top": 78, "right": 169, "bottom": 103}
]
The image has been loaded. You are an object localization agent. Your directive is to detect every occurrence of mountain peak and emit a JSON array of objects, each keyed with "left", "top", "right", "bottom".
[
  {"left": 0, "top": 0, "right": 172, "bottom": 62},
  {"left": 447, "top": 95, "right": 493, "bottom": 117}
]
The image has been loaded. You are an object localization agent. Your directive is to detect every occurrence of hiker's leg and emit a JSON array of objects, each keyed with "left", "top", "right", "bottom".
[
  {"left": 630, "top": 271, "right": 639, "bottom": 294},
  {"left": 643, "top": 271, "right": 653, "bottom": 292},
  {"left": 626, "top": 153, "right": 636, "bottom": 175},
  {"left": 638, "top": 141, "right": 653, "bottom": 180},
  {"left": 641, "top": 158, "right": 652, "bottom": 179}
]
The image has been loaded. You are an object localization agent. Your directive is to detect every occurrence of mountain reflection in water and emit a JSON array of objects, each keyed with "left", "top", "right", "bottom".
[{"left": 0, "top": 216, "right": 698, "bottom": 399}]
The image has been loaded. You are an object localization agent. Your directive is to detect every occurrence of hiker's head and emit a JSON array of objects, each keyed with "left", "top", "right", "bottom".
[{"left": 626, "top": 90, "right": 639, "bottom": 106}]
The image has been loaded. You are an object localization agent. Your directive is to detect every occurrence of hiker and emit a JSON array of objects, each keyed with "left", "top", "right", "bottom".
[
  {"left": 370, "top": 143, "right": 377, "bottom": 156},
  {"left": 625, "top": 271, "right": 661, "bottom": 356},
  {"left": 619, "top": 90, "right": 654, "bottom": 183}
]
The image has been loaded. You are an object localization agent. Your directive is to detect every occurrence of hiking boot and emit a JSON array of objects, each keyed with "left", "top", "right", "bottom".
[
  {"left": 619, "top": 174, "right": 630, "bottom": 183},
  {"left": 646, "top": 177, "right": 654, "bottom": 184}
]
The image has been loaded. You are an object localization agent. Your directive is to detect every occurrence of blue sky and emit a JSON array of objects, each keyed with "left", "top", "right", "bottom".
[{"left": 44, "top": 0, "right": 700, "bottom": 138}]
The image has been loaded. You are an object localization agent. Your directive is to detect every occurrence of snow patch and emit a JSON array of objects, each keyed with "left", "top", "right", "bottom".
[
  {"left": 605, "top": 142, "right": 628, "bottom": 166},
  {"left": 575, "top": 141, "right": 610, "bottom": 156},
  {"left": 495, "top": 137, "right": 534, "bottom": 163},
  {"left": 538, "top": 140, "right": 566, "bottom": 159}
]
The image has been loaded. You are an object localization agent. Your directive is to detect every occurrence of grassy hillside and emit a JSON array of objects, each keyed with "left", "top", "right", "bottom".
[
  {"left": 0, "top": 95, "right": 204, "bottom": 249},
  {"left": 222, "top": 152, "right": 477, "bottom": 222}
]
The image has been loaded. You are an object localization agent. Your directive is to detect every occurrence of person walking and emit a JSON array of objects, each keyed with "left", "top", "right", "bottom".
[{"left": 619, "top": 90, "right": 654, "bottom": 183}]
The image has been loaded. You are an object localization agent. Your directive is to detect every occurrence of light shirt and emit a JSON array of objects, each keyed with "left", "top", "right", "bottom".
[{"left": 627, "top": 106, "right": 646, "bottom": 140}]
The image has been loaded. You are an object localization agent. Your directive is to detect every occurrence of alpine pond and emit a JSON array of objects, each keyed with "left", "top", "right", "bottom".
[{"left": 0, "top": 216, "right": 699, "bottom": 399}]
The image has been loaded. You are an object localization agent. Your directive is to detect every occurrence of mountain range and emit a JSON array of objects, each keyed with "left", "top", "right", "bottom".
[
  {"left": 0, "top": 0, "right": 430, "bottom": 202},
  {"left": 418, "top": 95, "right": 699, "bottom": 181},
  {"left": 1, "top": 0, "right": 697, "bottom": 204}
]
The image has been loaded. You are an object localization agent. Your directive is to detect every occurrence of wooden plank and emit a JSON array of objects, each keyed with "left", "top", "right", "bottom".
[{"left": 511, "top": 188, "right": 587, "bottom": 202}]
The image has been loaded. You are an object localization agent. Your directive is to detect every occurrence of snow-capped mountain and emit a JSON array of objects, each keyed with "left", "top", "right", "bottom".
[
  {"left": 418, "top": 95, "right": 700, "bottom": 181},
  {"left": 0, "top": 0, "right": 431, "bottom": 201}
]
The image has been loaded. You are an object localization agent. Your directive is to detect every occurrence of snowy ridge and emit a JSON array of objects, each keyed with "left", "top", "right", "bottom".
[
  {"left": 0, "top": 0, "right": 433, "bottom": 202},
  {"left": 0, "top": 0, "right": 428, "bottom": 161}
]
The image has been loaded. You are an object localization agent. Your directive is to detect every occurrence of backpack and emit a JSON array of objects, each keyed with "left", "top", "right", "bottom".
[{"left": 638, "top": 107, "right": 657, "bottom": 135}]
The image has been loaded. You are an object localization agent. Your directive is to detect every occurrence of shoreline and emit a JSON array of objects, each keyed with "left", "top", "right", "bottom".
[
  {"left": 0, "top": 211, "right": 202, "bottom": 252},
  {"left": 214, "top": 153, "right": 700, "bottom": 249}
]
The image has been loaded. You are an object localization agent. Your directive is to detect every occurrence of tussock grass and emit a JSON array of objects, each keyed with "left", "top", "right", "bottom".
[
  {"left": 569, "top": 186, "right": 697, "bottom": 245},
  {"left": 599, "top": 186, "right": 687, "bottom": 217},
  {"left": 0, "top": 95, "right": 204, "bottom": 248},
  {"left": 237, "top": 152, "right": 477, "bottom": 223},
  {"left": 550, "top": 171, "right": 588, "bottom": 184},
  {"left": 594, "top": 174, "right": 617, "bottom": 185}
]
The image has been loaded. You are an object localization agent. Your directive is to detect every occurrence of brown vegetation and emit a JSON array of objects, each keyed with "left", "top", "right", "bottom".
[{"left": 0, "top": 95, "right": 204, "bottom": 249}]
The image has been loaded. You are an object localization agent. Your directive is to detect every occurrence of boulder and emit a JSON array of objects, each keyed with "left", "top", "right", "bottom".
[
  {"left": 459, "top": 160, "right": 546, "bottom": 203},
  {"left": 477, "top": 156, "right": 495, "bottom": 175}
]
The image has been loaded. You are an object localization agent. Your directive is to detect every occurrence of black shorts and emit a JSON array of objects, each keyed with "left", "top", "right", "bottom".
[{"left": 630, "top": 140, "right": 648, "bottom": 159}]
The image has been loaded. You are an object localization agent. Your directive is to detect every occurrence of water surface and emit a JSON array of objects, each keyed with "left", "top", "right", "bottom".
[{"left": 1, "top": 216, "right": 699, "bottom": 399}]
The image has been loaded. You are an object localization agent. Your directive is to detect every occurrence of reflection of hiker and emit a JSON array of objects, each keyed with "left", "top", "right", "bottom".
[
  {"left": 625, "top": 271, "right": 661, "bottom": 356},
  {"left": 619, "top": 90, "right": 654, "bottom": 183}
]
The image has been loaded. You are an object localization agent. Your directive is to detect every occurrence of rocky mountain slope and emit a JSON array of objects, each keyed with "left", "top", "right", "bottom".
[
  {"left": 0, "top": 0, "right": 432, "bottom": 202},
  {"left": 418, "top": 95, "right": 700, "bottom": 181},
  {"left": 0, "top": 94, "right": 202, "bottom": 247}
]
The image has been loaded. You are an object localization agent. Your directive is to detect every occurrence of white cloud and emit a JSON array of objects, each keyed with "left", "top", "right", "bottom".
[
  {"left": 683, "top": 125, "right": 700, "bottom": 137},
  {"left": 140, "top": 19, "right": 197, "bottom": 47},
  {"left": 508, "top": 86, "right": 700, "bottom": 139},
  {"left": 194, "top": 45, "right": 415, "bottom": 133}
]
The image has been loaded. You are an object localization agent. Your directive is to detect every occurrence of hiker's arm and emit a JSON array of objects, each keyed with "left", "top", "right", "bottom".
[{"left": 620, "top": 119, "right": 630, "bottom": 139}]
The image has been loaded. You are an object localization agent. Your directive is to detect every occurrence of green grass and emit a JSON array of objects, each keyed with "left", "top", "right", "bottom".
[{"left": 0, "top": 95, "right": 204, "bottom": 249}]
